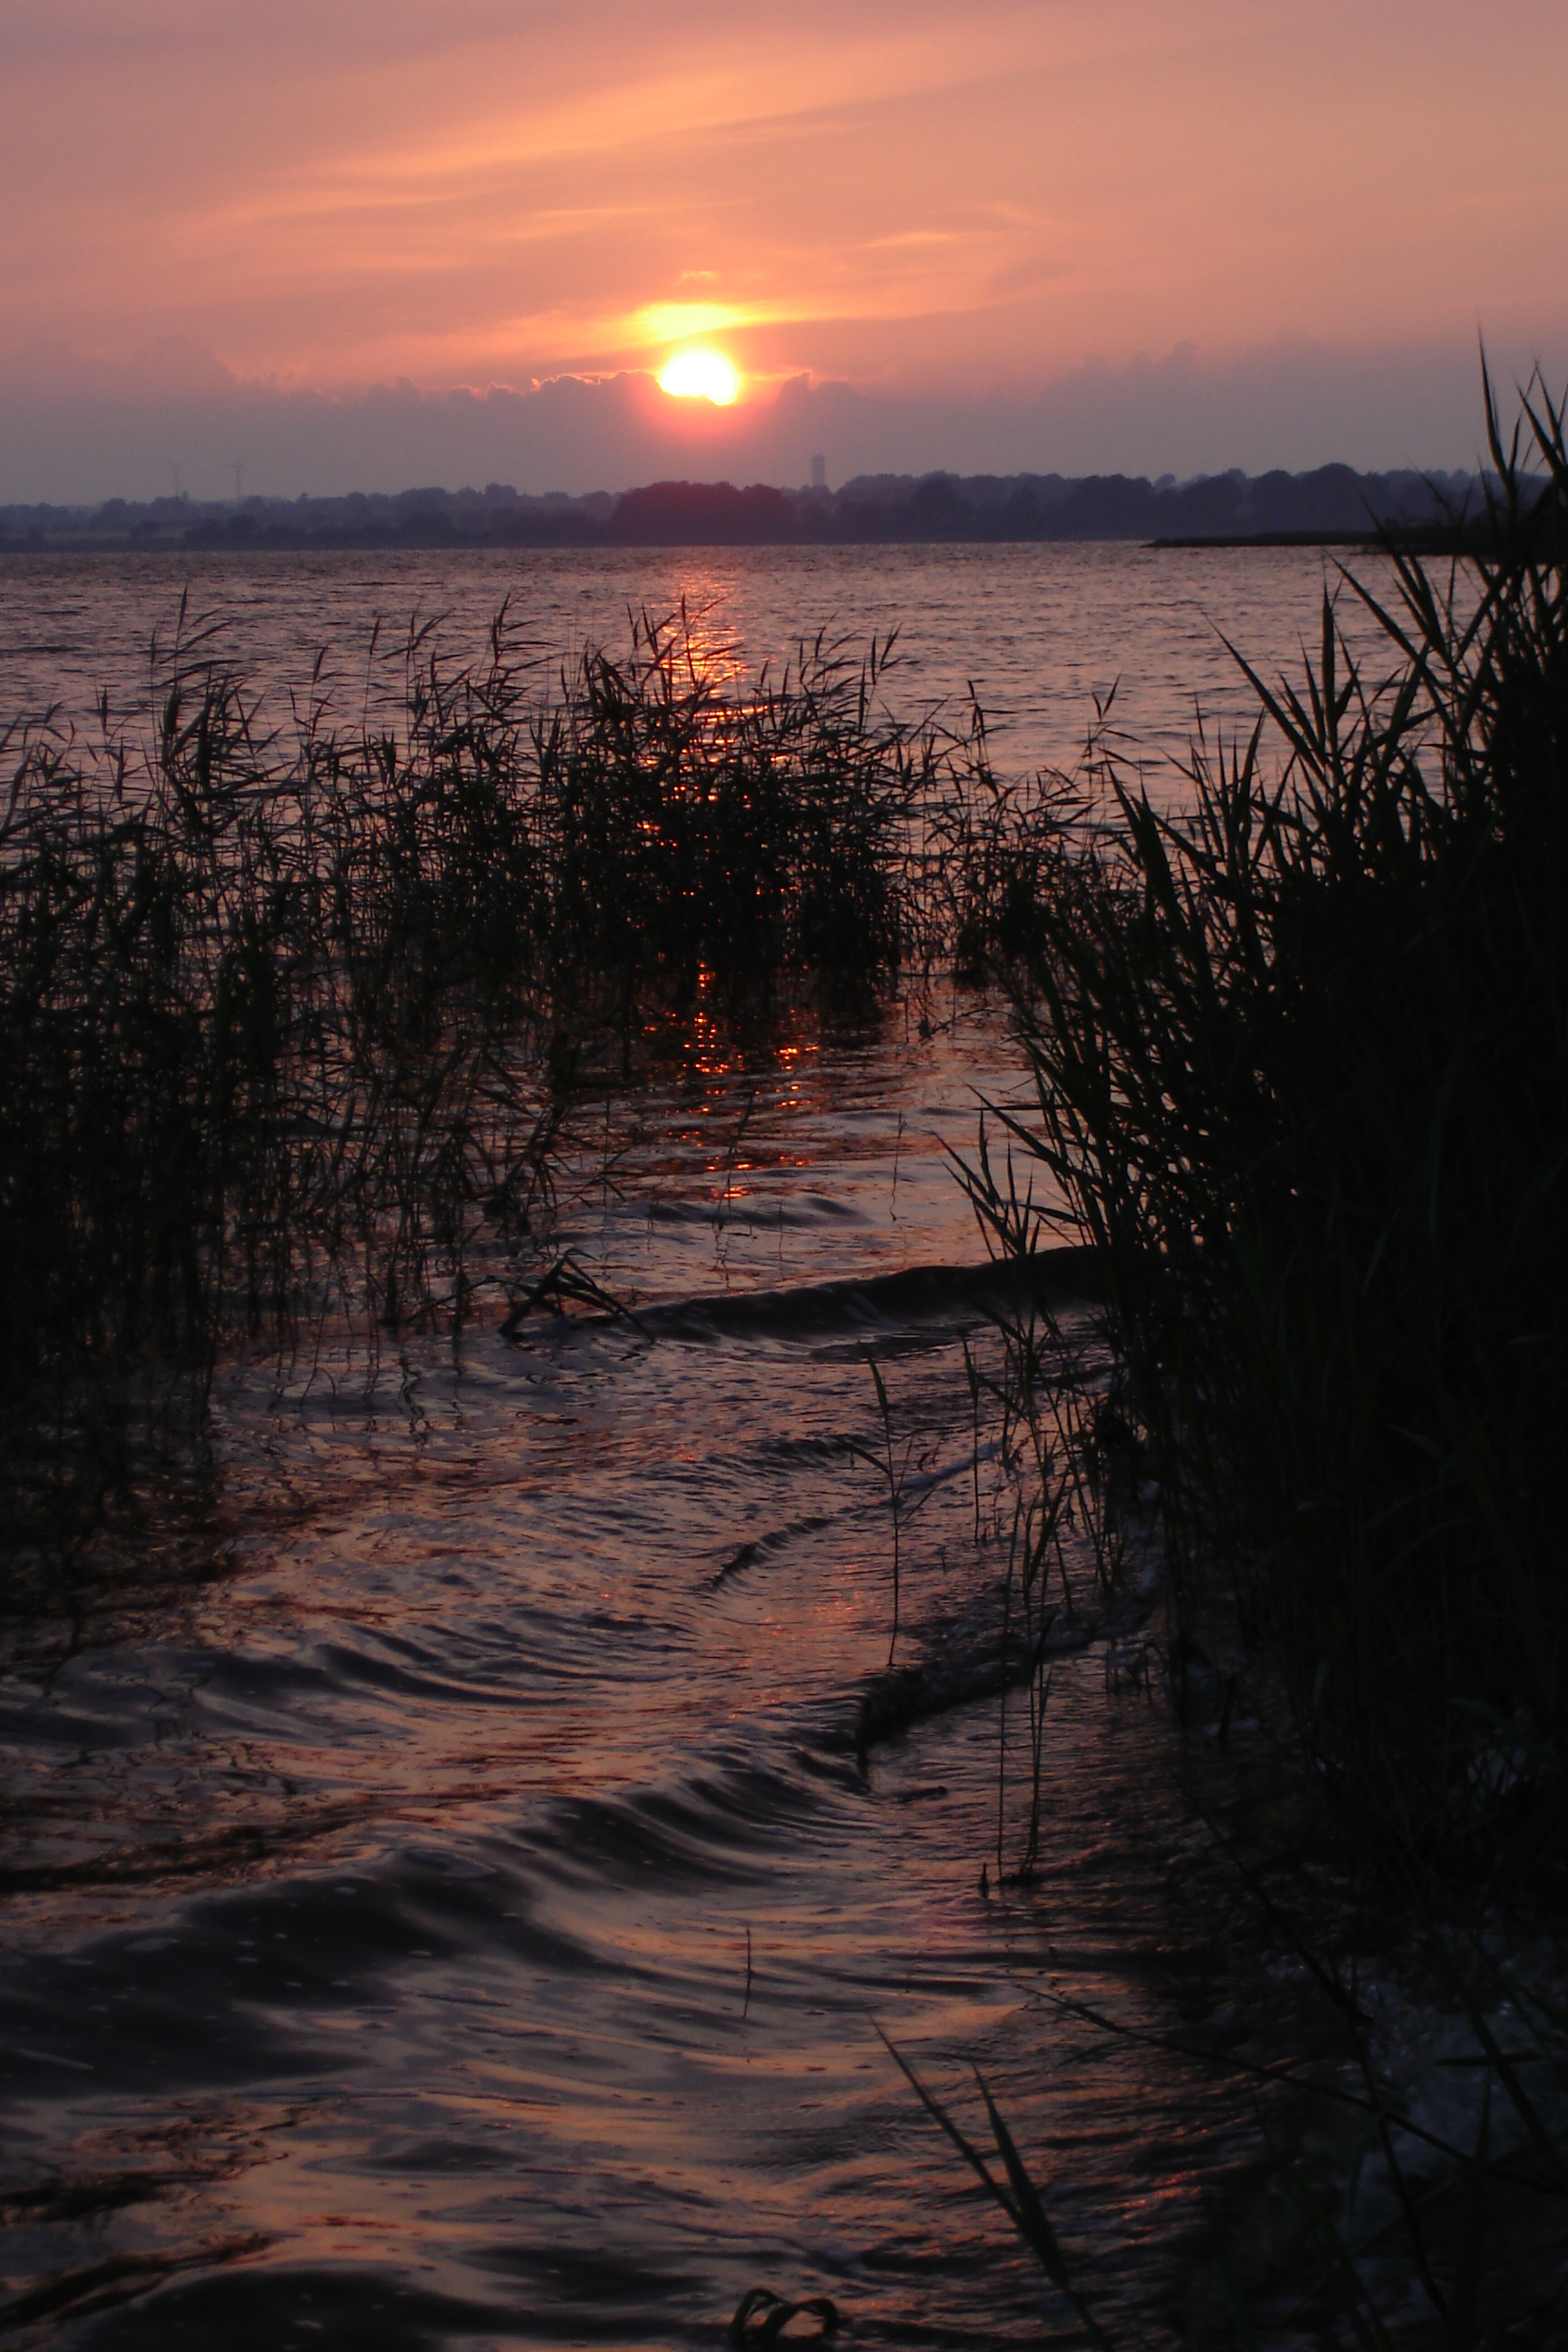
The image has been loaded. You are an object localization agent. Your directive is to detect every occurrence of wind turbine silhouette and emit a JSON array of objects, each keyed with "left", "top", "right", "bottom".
[{"left": 230, "top": 457, "right": 244, "bottom": 501}]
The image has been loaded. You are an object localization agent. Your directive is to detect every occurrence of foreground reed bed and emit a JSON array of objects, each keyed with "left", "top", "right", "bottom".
[
  {"left": 972, "top": 370, "right": 1567, "bottom": 1879},
  {"left": 950, "top": 370, "right": 1568, "bottom": 2341},
  {"left": 0, "top": 598, "right": 1079, "bottom": 1574}
]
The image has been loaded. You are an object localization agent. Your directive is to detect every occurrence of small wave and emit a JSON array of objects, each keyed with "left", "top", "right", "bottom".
[{"left": 507, "top": 1247, "right": 1098, "bottom": 1348}]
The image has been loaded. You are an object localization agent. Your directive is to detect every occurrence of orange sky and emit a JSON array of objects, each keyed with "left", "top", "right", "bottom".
[{"left": 2, "top": 0, "right": 1565, "bottom": 495}]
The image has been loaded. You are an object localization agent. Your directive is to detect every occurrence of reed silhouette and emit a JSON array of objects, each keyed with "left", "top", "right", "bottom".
[
  {"left": 948, "top": 366, "right": 1568, "bottom": 2343},
  {"left": 0, "top": 596, "right": 1077, "bottom": 1573},
  {"left": 970, "top": 369, "right": 1568, "bottom": 1877}
]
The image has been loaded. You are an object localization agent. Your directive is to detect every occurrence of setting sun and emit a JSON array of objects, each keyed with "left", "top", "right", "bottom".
[{"left": 657, "top": 349, "right": 740, "bottom": 407}]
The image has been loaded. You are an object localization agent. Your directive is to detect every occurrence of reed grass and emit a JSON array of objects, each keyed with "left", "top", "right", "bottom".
[
  {"left": 0, "top": 597, "right": 1083, "bottom": 1569},
  {"left": 966, "top": 368, "right": 1568, "bottom": 1882},
  {"left": 936, "top": 370, "right": 1568, "bottom": 2342}
]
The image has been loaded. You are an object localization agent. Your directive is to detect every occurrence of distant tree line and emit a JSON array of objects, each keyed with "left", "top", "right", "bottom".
[{"left": 0, "top": 461, "right": 1551, "bottom": 553}]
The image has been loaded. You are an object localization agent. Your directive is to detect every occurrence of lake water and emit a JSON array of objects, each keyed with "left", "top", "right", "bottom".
[
  {"left": 0, "top": 538, "right": 1403, "bottom": 792},
  {"left": 0, "top": 544, "right": 1368, "bottom": 2347}
]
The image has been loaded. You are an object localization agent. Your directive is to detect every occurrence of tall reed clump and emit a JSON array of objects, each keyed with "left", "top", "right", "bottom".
[
  {"left": 979, "top": 373, "right": 1568, "bottom": 1877},
  {"left": 0, "top": 612, "right": 557, "bottom": 1553},
  {"left": 538, "top": 614, "right": 938, "bottom": 1022},
  {"left": 2, "top": 599, "right": 1052, "bottom": 1562}
]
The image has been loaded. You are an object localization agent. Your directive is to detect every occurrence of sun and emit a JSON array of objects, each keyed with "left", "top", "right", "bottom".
[{"left": 658, "top": 348, "right": 740, "bottom": 407}]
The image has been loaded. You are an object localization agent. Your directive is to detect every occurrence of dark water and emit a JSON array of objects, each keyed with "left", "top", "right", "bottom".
[{"left": 0, "top": 548, "right": 1338, "bottom": 2346}]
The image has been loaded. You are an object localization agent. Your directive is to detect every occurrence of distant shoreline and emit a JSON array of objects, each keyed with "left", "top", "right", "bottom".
[{"left": 3, "top": 462, "right": 1549, "bottom": 560}]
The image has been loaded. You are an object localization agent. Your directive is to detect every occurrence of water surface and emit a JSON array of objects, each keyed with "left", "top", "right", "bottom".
[
  {"left": 0, "top": 538, "right": 1403, "bottom": 793},
  {"left": 0, "top": 548, "right": 1334, "bottom": 2346}
]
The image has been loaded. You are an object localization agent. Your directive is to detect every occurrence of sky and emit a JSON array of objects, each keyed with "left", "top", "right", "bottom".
[{"left": 2, "top": 0, "right": 1564, "bottom": 501}]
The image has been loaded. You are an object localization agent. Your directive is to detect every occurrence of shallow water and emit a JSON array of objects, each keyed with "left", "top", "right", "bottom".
[{"left": 0, "top": 547, "right": 1330, "bottom": 2345}]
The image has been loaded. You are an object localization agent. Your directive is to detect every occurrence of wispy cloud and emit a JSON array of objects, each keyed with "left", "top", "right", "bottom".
[{"left": 1, "top": 0, "right": 1563, "bottom": 456}]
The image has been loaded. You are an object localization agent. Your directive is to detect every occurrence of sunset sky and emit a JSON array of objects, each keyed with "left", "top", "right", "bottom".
[{"left": 3, "top": 0, "right": 1564, "bottom": 499}]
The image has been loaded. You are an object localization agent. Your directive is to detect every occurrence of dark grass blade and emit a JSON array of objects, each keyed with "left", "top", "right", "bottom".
[
  {"left": 876, "top": 2026, "right": 1112, "bottom": 2347},
  {"left": 973, "top": 2070, "right": 1112, "bottom": 2348},
  {"left": 875, "top": 2024, "right": 1016, "bottom": 2221}
]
